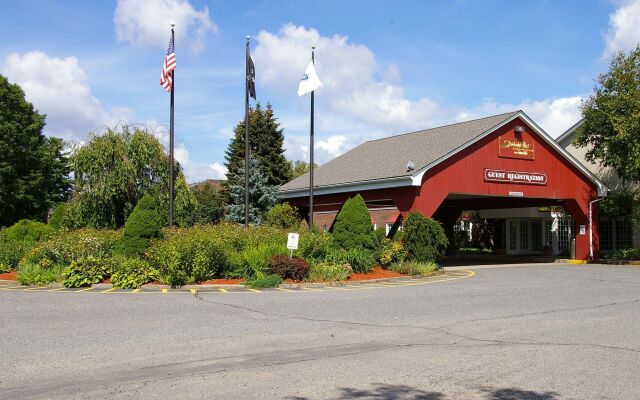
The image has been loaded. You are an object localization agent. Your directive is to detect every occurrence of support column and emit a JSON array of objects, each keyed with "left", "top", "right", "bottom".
[{"left": 562, "top": 199, "right": 591, "bottom": 260}]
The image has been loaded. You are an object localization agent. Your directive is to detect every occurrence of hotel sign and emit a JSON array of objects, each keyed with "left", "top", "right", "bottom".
[
  {"left": 484, "top": 169, "right": 547, "bottom": 185},
  {"left": 499, "top": 136, "right": 535, "bottom": 160}
]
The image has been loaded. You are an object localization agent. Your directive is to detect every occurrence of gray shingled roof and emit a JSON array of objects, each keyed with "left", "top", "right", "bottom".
[{"left": 281, "top": 111, "right": 520, "bottom": 192}]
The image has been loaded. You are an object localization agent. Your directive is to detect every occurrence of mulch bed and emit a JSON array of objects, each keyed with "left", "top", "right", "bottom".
[
  {"left": 0, "top": 270, "right": 18, "bottom": 281},
  {"left": 348, "top": 266, "right": 404, "bottom": 281}
]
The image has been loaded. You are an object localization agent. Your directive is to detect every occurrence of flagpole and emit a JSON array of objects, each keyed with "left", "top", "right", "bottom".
[
  {"left": 309, "top": 45, "right": 315, "bottom": 232},
  {"left": 244, "top": 35, "right": 250, "bottom": 229},
  {"left": 169, "top": 24, "right": 175, "bottom": 228}
]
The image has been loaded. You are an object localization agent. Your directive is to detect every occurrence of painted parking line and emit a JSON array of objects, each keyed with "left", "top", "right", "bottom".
[{"left": 0, "top": 269, "right": 477, "bottom": 295}]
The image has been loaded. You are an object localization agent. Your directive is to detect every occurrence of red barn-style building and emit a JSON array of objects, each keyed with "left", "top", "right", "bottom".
[{"left": 280, "top": 111, "right": 608, "bottom": 260}]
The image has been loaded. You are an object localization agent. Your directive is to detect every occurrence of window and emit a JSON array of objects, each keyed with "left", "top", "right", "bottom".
[
  {"left": 520, "top": 221, "right": 529, "bottom": 250},
  {"left": 600, "top": 220, "right": 613, "bottom": 251},
  {"left": 615, "top": 220, "right": 633, "bottom": 249},
  {"left": 531, "top": 221, "right": 542, "bottom": 251},
  {"left": 544, "top": 220, "right": 553, "bottom": 247},
  {"left": 509, "top": 221, "right": 517, "bottom": 250}
]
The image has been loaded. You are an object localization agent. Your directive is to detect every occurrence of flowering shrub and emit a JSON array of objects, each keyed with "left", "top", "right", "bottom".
[
  {"left": 268, "top": 255, "right": 310, "bottom": 281},
  {"left": 378, "top": 239, "right": 406, "bottom": 267},
  {"left": 297, "top": 232, "right": 333, "bottom": 263},
  {"left": 146, "top": 226, "right": 229, "bottom": 286},
  {"left": 111, "top": 258, "right": 158, "bottom": 289},
  {"left": 20, "top": 229, "right": 121, "bottom": 269},
  {"left": 63, "top": 256, "right": 112, "bottom": 288}
]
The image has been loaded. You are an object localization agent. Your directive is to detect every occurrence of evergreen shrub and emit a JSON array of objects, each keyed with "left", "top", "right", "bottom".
[
  {"left": 332, "top": 194, "right": 377, "bottom": 250},
  {"left": 404, "top": 212, "right": 449, "bottom": 263},
  {"left": 116, "top": 195, "right": 163, "bottom": 258},
  {"left": 4, "top": 219, "right": 53, "bottom": 244},
  {"left": 48, "top": 203, "right": 68, "bottom": 230}
]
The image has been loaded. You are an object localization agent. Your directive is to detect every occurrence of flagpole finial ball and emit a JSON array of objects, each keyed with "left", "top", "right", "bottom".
[
  {"left": 171, "top": 23, "right": 175, "bottom": 27},
  {"left": 312, "top": 45, "right": 316, "bottom": 49},
  {"left": 246, "top": 35, "right": 250, "bottom": 40}
]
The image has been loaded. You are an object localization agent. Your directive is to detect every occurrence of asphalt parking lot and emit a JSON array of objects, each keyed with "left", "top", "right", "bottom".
[{"left": 1, "top": 263, "right": 638, "bottom": 400}]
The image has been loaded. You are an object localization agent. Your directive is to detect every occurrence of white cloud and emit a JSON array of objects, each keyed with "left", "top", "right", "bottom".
[
  {"left": 603, "top": 0, "right": 640, "bottom": 57},
  {"left": 114, "top": 0, "right": 217, "bottom": 53},
  {"left": 458, "top": 96, "right": 583, "bottom": 138},
  {"left": 254, "top": 24, "right": 445, "bottom": 132},
  {"left": 1, "top": 51, "right": 132, "bottom": 141},
  {"left": 147, "top": 120, "right": 227, "bottom": 182}
]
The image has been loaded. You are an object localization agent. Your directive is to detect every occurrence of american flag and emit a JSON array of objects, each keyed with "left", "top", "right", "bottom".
[{"left": 160, "top": 35, "right": 176, "bottom": 92}]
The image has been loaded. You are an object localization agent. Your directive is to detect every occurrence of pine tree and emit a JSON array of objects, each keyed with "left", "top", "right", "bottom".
[
  {"left": 224, "top": 103, "right": 291, "bottom": 189},
  {"left": 224, "top": 158, "right": 278, "bottom": 225}
]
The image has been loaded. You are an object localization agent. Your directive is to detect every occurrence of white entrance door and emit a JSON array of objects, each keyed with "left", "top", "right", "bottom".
[{"left": 506, "top": 219, "right": 544, "bottom": 255}]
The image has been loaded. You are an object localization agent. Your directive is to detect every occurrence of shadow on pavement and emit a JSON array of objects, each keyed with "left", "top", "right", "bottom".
[
  {"left": 286, "top": 384, "right": 559, "bottom": 399},
  {"left": 480, "top": 387, "right": 560, "bottom": 400}
]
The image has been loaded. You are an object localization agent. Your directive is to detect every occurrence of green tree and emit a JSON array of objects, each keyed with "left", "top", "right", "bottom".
[
  {"left": 576, "top": 45, "right": 640, "bottom": 184},
  {"left": 404, "top": 212, "right": 449, "bottom": 263},
  {"left": 287, "top": 160, "right": 318, "bottom": 180},
  {"left": 266, "top": 203, "right": 300, "bottom": 229},
  {"left": 332, "top": 194, "right": 377, "bottom": 250},
  {"left": 224, "top": 158, "right": 278, "bottom": 225},
  {"left": 115, "top": 195, "right": 163, "bottom": 258},
  {"left": 68, "top": 125, "right": 195, "bottom": 229},
  {"left": 0, "top": 75, "right": 70, "bottom": 226},
  {"left": 190, "top": 181, "right": 226, "bottom": 224},
  {"left": 225, "top": 103, "right": 291, "bottom": 188}
]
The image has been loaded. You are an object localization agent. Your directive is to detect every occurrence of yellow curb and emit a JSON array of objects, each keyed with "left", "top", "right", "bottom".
[
  {"left": 161, "top": 288, "right": 168, "bottom": 293},
  {"left": 246, "top": 288, "right": 261, "bottom": 293},
  {"left": 275, "top": 287, "right": 293, "bottom": 292},
  {"left": 131, "top": 288, "right": 141, "bottom": 293},
  {"left": 76, "top": 287, "right": 94, "bottom": 292},
  {"left": 101, "top": 288, "right": 117, "bottom": 293},
  {"left": 190, "top": 289, "right": 198, "bottom": 294},
  {"left": 218, "top": 288, "right": 228, "bottom": 293},
  {"left": 567, "top": 260, "right": 588, "bottom": 265}
]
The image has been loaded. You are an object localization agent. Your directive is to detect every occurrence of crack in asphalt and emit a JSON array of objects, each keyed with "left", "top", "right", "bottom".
[{"left": 191, "top": 292, "right": 640, "bottom": 354}]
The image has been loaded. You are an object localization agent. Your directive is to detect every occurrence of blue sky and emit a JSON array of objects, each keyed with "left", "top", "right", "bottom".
[{"left": 2, "top": 0, "right": 639, "bottom": 182}]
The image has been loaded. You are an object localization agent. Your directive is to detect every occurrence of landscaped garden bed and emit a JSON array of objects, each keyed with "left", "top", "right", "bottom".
[{"left": 1, "top": 194, "right": 450, "bottom": 289}]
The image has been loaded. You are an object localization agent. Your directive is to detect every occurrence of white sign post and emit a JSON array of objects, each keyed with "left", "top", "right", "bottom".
[{"left": 287, "top": 233, "right": 299, "bottom": 258}]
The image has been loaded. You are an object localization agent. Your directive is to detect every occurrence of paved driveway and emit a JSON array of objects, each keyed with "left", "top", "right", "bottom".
[{"left": 1, "top": 263, "right": 638, "bottom": 399}]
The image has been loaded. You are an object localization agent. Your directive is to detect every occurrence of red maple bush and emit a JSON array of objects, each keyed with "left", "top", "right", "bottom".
[{"left": 268, "top": 255, "right": 310, "bottom": 281}]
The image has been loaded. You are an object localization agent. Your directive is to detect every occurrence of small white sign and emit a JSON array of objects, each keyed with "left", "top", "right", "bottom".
[
  {"left": 508, "top": 191, "right": 524, "bottom": 197},
  {"left": 287, "top": 233, "right": 300, "bottom": 250},
  {"left": 579, "top": 225, "right": 586, "bottom": 235}
]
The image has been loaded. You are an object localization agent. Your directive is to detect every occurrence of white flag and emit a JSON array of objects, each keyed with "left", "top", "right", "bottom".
[{"left": 297, "top": 61, "right": 322, "bottom": 96}]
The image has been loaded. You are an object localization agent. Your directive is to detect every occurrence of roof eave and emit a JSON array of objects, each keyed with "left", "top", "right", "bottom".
[{"left": 279, "top": 175, "right": 413, "bottom": 199}]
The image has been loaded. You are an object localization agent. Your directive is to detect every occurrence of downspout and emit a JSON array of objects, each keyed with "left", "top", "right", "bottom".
[{"left": 589, "top": 197, "right": 604, "bottom": 260}]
